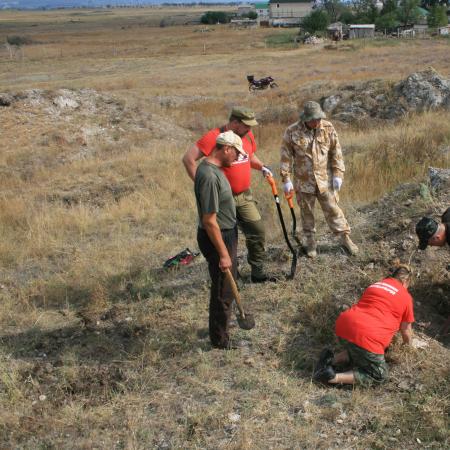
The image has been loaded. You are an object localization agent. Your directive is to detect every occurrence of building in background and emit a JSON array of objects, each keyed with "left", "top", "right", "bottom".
[
  {"left": 269, "top": 0, "right": 312, "bottom": 27},
  {"left": 349, "top": 24, "right": 375, "bottom": 39},
  {"left": 255, "top": 2, "right": 269, "bottom": 18},
  {"left": 238, "top": 4, "right": 254, "bottom": 16}
]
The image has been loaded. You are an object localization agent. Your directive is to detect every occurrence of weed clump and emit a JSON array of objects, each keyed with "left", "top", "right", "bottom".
[{"left": 6, "top": 36, "right": 32, "bottom": 46}]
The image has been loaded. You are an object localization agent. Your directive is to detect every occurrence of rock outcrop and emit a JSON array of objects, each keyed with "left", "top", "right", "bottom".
[{"left": 320, "top": 67, "right": 450, "bottom": 123}]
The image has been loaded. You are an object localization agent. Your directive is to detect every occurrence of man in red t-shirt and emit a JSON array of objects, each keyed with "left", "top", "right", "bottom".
[
  {"left": 183, "top": 106, "right": 275, "bottom": 283},
  {"left": 314, "top": 265, "right": 414, "bottom": 386}
]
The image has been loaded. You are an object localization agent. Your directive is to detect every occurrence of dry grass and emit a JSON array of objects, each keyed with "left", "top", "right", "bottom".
[{"left": 0, "top": 7, "right": 449, "bottom": 449}]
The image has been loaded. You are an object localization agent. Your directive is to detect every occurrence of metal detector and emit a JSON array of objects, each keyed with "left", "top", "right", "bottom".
[{"left": 266, "top": 175, "right": 298, "bottom": 280}]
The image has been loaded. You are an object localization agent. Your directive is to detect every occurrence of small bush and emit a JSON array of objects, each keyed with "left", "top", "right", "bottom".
[
  {"left": 265, "top": 32, "right": 298, "bottom": 48},
  {"left": 200, "top": 11, "right": 232, "bottom": 25},
  {"left": 6, "top": 35, "right": 32, "bottom": 46},
  {"left": 301, "top": 10, "right": 330, "bottom": 34}
]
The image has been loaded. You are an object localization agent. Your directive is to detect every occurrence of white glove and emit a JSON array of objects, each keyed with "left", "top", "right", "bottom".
[
  {"left": 332, "top": 177, "right": 343, "bottom": 191},
  {"left": 261, "top": 166, "right": 273, "bottom": 178},
  {"left": 283, "top": 180, "right": 294, "bottom": 193}
]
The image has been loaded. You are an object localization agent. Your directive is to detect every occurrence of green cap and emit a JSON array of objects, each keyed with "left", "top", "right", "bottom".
[
  {"left": 415, "top": 216, "right": 439, "bottom": 250},
  {"left": 300, "top": 101, "right": 326, "bottom": 122},
  {"left": 230, "top": 106, "right": 258, "bottom": 126}
]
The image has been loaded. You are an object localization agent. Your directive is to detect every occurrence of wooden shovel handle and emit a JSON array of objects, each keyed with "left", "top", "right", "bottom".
[{"left": 224, "top": 269, "right": 246, "bottom": 319}]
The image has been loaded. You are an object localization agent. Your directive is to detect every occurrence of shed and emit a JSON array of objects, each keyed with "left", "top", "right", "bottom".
[
  {"left": 327, "top": 22, "right": 343, "bottom": 40},
  {"left": 349, "top": 24, "right": 375, "bottom": 39},
  {"left": 413, "top": 24, "right": 428, "bottom": 36}
]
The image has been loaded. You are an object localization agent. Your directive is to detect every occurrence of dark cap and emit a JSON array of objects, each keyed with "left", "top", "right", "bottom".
[
  {"left": 415, "top": 216, "right": 439, "bottom": 250},
  {"left": 230, "top": 106, "right": 258, "bottom": 126}
]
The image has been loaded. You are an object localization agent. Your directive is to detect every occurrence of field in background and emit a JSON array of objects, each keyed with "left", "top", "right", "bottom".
[{"left": 0, "top": 7, "right": 449, "bottom": 449}]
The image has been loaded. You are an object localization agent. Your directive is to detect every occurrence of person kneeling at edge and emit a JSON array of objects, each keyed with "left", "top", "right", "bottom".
[
  {"left": 415, "top": 207, "right": 450, "bottom": 250},
  {"left": 195, "top": 131, "right": 247, "bottom": 349},
  {"left": 314, "top": 264, "right": 414, "bottom": 386}
]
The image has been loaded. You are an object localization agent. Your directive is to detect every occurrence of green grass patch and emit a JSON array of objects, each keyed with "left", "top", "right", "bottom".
[{"left": 265, "top": 31, "right": 298, "bottom": 48}]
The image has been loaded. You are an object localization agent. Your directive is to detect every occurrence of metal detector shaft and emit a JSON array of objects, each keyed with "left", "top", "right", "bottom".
[
  {"left": 284, "top": 191, "right": 301, "bottom": 247},
  {"left": 266, "top": 176, "right": 298, "bottom": 279}
]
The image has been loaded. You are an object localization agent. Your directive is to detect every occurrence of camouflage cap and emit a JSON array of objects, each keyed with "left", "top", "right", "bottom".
[
  {"left": 415, "top": 216, "right": 439, "bottom": 250},
  {"left": 216, "top": 130, "right": 246, "bottom": 156},
  {"left": 300, "top": 101, "right": 326, "bottom": 122},
  {"left": 230, "top": 106, "right": 258, "bottom": 126}
]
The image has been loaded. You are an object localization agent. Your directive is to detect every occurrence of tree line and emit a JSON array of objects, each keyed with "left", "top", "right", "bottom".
[{"left": 303, "top": 0, "right": 449, "bottom": 34}]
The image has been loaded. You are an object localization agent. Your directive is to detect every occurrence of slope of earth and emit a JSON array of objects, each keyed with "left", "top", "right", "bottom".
[
  {"left": 0, "top": 84, "right": 449, "bottom": 449},
  {"left": 0, "top": 12, "right": 449, "bottom": 447}
]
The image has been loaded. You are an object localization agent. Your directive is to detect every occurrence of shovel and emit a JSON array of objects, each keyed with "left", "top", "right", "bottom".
[
  {"left": 224, "top": 269, "right": 256, "bottom": 330},
  {"left": 266, "top": 175, "right": 298, "bottom": 280}
]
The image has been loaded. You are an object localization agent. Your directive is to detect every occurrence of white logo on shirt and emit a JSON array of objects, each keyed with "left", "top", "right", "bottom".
[{"left": 370, "top": 281, "right": 398, "bottom": 296}]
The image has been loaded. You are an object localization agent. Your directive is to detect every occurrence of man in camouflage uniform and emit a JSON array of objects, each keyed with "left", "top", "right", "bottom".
[{"left": 280, "top": 101, "right": 358, "bottom": 257}]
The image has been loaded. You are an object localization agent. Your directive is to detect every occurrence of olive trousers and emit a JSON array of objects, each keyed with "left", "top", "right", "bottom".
[{"left": 234, "top": 189, "right": 266, "bottom": 277}]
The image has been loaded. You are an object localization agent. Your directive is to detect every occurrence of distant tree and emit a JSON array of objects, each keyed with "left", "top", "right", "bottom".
[
  {"left": 376, "top": 11, "right": 400, "bottom": 29},
  {"left": 427, "top": 4, "right": 449, "bottom": 26},
  {"left": 397, "top": 0, "right": 421, "bottom": 25},
  {"left": 6, "top": 35, "right": 32, "bottom": 46},
  {"left": 200, "top": 11, "right": 231, "bottom": 25},
  {"left": 351, "top": 0, "right": 380, "bottom": 23},
  {"left": 322, "top": 0, "right": 344, "bottom": 22},
  {"left": 302, "top": 9, "right": 331, "bottom": 33},
  {"left": 352, "top": 0, "right": 375, "bottom": 17},
  {"left": 247, "top": 11, "right": 258, "bottom": 20},
  {"left": 340, "top": 7, "right": 357, "bottom": 24},
  {"left": 381, "top": 0, "right": 398, "bottom": 15}
]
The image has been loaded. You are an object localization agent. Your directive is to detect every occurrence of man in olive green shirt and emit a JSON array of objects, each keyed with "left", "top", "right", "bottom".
[{"left": 195, "top": 131, "right": 247, "bottom": 349}]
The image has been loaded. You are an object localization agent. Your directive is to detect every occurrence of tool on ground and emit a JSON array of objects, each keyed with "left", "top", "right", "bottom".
[
  {"left": 224, "top": 269, "right": 256, "bottom": 330},
  {"left": 266, "top": 175, "right": 298, "bottom": 280},
  {"left": 163, "top": 248, "right": 199, "bottom": 269}
]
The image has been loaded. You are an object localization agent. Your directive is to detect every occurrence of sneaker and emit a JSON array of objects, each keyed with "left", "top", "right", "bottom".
[
  {"left": 313, "top": 365, "right": 336, "bottom": 384},
  {"left": 251, "top": 274, "right": 278, "bottom": 283},
  {"left": 340, "top": 234, "right": 359, "bottom": 255},
  {"left": 316, "top": 348, "right": 334, "bottom": 372}
]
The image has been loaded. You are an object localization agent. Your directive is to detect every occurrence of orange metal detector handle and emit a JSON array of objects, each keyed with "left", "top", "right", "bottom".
[
  {"left": 265, "top": 175, "right": 298, "bottom": 279},
  {"left": 284, "top": 190, "right": 295, "bottom": 209},
  {"left": 266, "top": 175, "right": 279, "bottom": 197}
]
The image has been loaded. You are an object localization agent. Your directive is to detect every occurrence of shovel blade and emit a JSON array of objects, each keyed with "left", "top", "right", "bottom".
[{"left": 237, "top": 313, "right": 256, "bottom": 330}]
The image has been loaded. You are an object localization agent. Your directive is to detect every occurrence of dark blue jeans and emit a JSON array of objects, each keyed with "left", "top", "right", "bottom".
[{"left": 197, "top": 226, "right": 238, "bottom": 348}]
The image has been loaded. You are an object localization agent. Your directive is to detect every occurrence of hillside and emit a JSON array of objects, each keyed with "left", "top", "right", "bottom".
[{"left": 0, "top": 10, "right": 449, "bottom": 449}]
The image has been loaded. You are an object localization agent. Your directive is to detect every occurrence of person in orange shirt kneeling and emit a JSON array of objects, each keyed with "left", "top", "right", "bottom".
[{"left": 314, "top": 264, "right": 414, "bottom": 386}]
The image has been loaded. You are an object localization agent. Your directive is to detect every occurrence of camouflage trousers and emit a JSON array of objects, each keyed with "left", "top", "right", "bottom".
[
  {"left": 296, "top": 187, "right": 350, "bottom": 238},
  {"left": 340, "top": 339, "right": 389, "bottom": 387}
]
